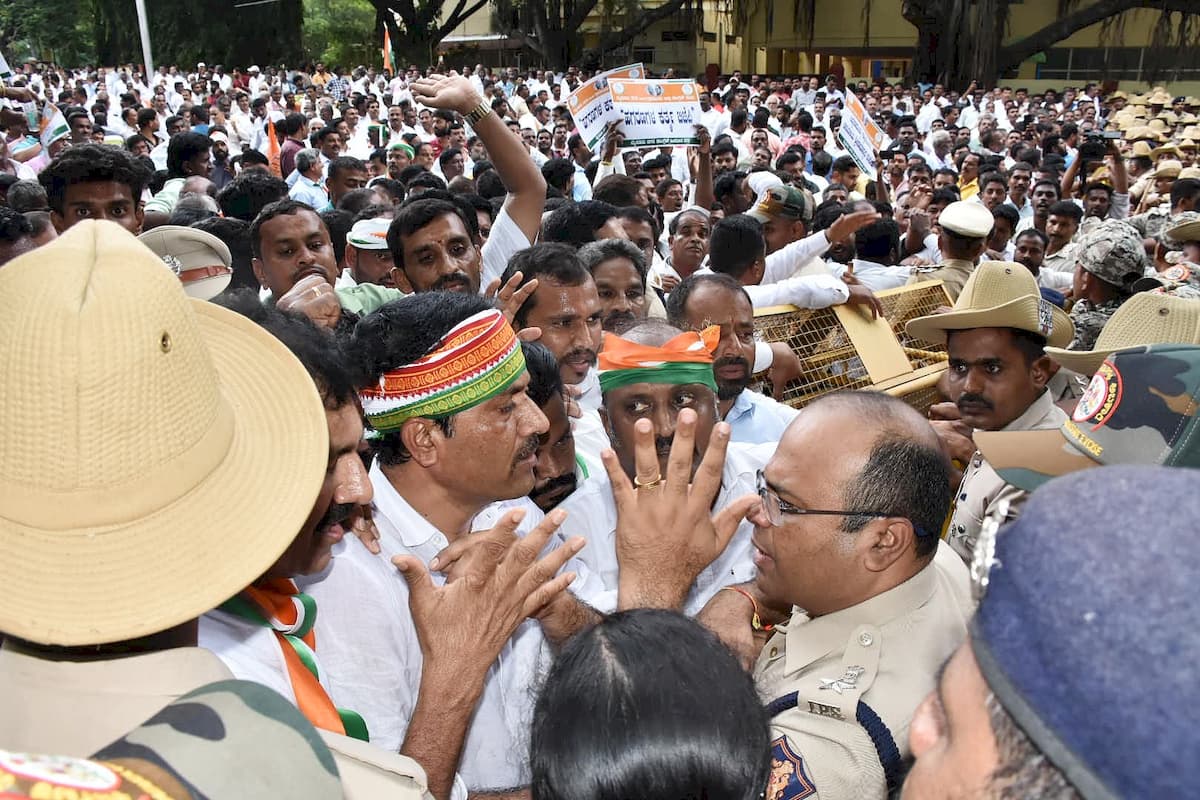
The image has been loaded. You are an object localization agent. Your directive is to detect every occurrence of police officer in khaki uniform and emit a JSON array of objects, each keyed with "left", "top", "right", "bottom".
[
  {"left": 906, "top": 200, "right": 994, "bottom": 301},
  {"left": 907, "top": 261, "right": 1075, "bottom": 563},
  {"left": 0, "top": 222, "right": 570, "bottom": 800},
  {"left": 746, "top": 391, "right": 971, "bottom": 800}
]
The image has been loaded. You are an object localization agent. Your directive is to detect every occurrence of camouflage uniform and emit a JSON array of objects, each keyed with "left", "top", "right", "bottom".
[
  {"left": 1134, "top": 262, "right": 1200, "bottom": 300},
  {"left": 1070, "top": 297, "right": 1125, "bottom": 350},
  {"left": 977, "top": 344, "right": 1200, "bottom": 488},
  {"left": 1067, "top": 220, "right": 1149, "bottom": 351},
  {"left": 1124, "top": 206, "right": 1176, "bottom": 241},
  {"left": 0, "top": 680, "right": 343, "bottom": 799}
]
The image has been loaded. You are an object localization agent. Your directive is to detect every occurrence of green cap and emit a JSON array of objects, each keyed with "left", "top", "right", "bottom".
[{"left": 747, "top": 185, "right": 812, "bottom": 225}]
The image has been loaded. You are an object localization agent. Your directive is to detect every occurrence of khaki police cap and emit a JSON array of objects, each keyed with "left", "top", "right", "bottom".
[
  {"left": 137, "top": 225, "right": 233, "bottom": 301},
  {"left": 938, "top": 200, "right": 994, "bottom": 239}
]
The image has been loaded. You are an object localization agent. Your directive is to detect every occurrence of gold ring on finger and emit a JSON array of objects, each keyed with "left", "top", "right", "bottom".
[{"left": 633, "top": 474, "right": 663, "bottom": 490}]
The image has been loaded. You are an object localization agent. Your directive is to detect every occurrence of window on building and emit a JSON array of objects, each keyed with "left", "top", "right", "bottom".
[
  {"left": 633, "top": 47, "right": 656, "bottom": 63},
  {"left": 1035, "top": 47, "right": 1200, "bottom": 82}
]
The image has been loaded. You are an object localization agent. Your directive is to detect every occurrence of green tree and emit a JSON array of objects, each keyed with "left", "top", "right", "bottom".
[
  {"left": 0, "top": 0, "right": 304, "bottom": 70},
  {"left": 896, "top": 0, "right": 1200, "bottom": 88},
  {"left": 491, "top": 0, "right": 700, "bottom": 71},
  {"left": 368, "top": 0, "right": 489, "bottom": 69},
  {"left": 304, "top": 0, "right": 379, "bottom": 68},
  {"left": 0, "top": 0, "right": 98, "bottom": 66}
]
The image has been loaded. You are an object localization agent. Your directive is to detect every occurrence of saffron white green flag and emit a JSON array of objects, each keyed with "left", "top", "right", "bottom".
[{"left": 40, "top": 103, "right": 69, "bottom": 148}]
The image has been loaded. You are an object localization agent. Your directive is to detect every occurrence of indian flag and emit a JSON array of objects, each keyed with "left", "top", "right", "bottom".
[{"left": 39, "top": 102, "right": 69, "bottom": 148}]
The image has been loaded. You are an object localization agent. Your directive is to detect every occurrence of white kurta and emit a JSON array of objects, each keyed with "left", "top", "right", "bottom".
[{"left": 299, "top": 463, "right": 603, "bottom": 792}]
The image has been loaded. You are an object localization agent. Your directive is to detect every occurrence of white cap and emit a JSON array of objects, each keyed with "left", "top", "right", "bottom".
[
  {"left": 346, "top": 218, "right": 391, "bottom": 251},
  {"left": 939, "top": 200, "right": 995, "bottom": 238},
  {"left": 746, "top": 171, "right": 785, "bottom": 197}
]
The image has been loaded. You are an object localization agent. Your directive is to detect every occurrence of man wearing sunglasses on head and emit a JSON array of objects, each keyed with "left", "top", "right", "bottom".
[{"left": 729, "top": 391, "right": 973, "bottom": 800}]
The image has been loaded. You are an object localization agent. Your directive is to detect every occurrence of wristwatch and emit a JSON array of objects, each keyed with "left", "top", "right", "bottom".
[{"left": 464, "top": 99, "right": 492, "bottom": 127}]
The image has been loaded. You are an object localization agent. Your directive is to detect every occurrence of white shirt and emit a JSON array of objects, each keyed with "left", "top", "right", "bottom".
[
  {"left": 571, "top": 406, "right": 609, "bottom": 480},
  {"left": 830, "top": 258, "right": 913, "bottom": 292},
  {"left": 740, "top": 271, "right": 850, "bottom": 310},
  {"left": 199, "top": 607, "right": 333, "bottom": 708},
  {"left": 699, "top": 108, "right": 729, "bottom": 140},
  {"left": 301, "top": 463, "right": 603, "bottom": 791},
  {"left": 480, "top": 204, "right": 536, "bottom": 292},
  {"left": 556, "top": 442, "right": 769, "bottom": 616},
  {"left": 764, "top": 230, "right": 835, "bottom": 285},
  {"left": 575, "top": 367, "right": 603, "bottom": 413}
]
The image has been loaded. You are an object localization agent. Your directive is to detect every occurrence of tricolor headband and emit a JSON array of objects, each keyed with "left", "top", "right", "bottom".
[
  {"left": 598, "top": 326, "right": 721, "bottom": 393},
  {"left": 359, "top": 309, "right": 525, "bottom": 433}
]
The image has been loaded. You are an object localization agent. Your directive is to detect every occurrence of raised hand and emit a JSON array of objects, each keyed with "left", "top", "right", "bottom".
[
  {"left": 394, "top": 508, "right": 583, "bottom": 671},
  {"left": 844, "top": 283, "right": 885, "bottom": 319},
  {"left": 603, "top": 409, "right": 759, "bottom": 611},
  {"left": 828, "top": 209, "right": 881, "bottom": 243},
  {"left": 409, "top": 71, "right": 483, "bottom": 116},
  {"left": 485, "top": 270, "right": 538, "bottom": 327},
  {"left": 276, "top": 273, "right": 341, "bottom": 330}
]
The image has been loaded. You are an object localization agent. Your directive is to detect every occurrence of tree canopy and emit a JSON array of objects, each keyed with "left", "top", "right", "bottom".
[{"left": 1, "top": 0, "right": 303, "bottom": 69}]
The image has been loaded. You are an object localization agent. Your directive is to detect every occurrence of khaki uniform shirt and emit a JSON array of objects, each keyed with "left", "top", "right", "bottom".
[
  {"left": 946, "top": 390, "right": 1068, "bottom": 562},
  {"left": 755, "top": 542, "right": 972, "bottom": 800},
  {"left": 0, "top": 642, "right": 433, "bottom": 800},
  {"left": 1049, "top": 367, "right": 1089, "bottom": 403},
  {"left": 906, "top": 258, "right": 976, "bottom": 301}
]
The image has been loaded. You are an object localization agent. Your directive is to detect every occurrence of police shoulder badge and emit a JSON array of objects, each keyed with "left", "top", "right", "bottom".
[{"left": 767, "top": 735, "right": 817, "bottom": 800}]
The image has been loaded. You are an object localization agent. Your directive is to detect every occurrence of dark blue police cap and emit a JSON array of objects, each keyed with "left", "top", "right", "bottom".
[{"left": 971, "top": 464, "right": 1200, "bottom": 799}]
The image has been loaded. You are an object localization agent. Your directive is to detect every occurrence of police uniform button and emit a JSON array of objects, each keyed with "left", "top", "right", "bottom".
[
  {"left": 859, "top": 632, "right": 874, "bottom": 646},
  {"left": 769, "top": 646, "right": 779, "bottom": 658}
]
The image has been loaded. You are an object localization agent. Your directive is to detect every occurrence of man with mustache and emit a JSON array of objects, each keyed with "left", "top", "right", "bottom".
[
  {"left": 251, "top": 199, "right": 408, "bottom": 331},
  {"left": 525, "top": 341, "right": 583, "bottom": 513},
  {"left": 386, "top": 72, "right": 546, "bottom": 296},
  {"left": 271, "top": 70, "right": 546, "bottom": 329},
  {"left": 907, "top": 261, "right": 1074, "bottom": 563},
  {"left": 501, "top": 242, "right": 604, "bottom": 400},
  {"left": 302, "top": 291, "right": 605, "bottom": 795},
  {"left": 555, "top": 320, "right": 767, "bottom": 615},
  {"left": 666, "top": 272, "right": 798, "bottom": 445},
  {"left": 577, "top": 238, "right": 650, "bottom": 334}
]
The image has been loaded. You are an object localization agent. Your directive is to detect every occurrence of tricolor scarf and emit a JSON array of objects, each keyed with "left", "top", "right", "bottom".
[
  {"left": 359, "top": 309, "right": 525, "bottom": 433},
  {"left": 219, "top": 578, "right": 369, "bottom": 741},
  {"left": 598, "top": 326, "right": 721, "bottom": 393}
]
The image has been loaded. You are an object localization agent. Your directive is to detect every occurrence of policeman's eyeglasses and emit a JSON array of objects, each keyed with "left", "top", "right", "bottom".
[{"left": 755, "top": 469, "right": 895, "bottom": 528}]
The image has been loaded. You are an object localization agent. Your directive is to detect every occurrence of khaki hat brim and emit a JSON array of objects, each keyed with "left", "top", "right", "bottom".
[
  {"left": 1045, "top": 345, "right": 1112, "bottom": 376},
  {"left": 1167, "top": 219, "right": 1200, "bottom": 243},
  {"left": 974, "top": 428, "right": 1100, "bottom": 492},
  {"left": 0, "top": 300, "right": 329, "bottom": 646},
  {"left": 905, "top": 296, "right": 1075, "bottom": 349}
]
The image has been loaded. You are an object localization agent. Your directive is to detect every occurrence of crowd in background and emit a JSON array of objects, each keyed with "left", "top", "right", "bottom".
[{"left": 1, "top": 53, "right": 1199, "bottom": 800}]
